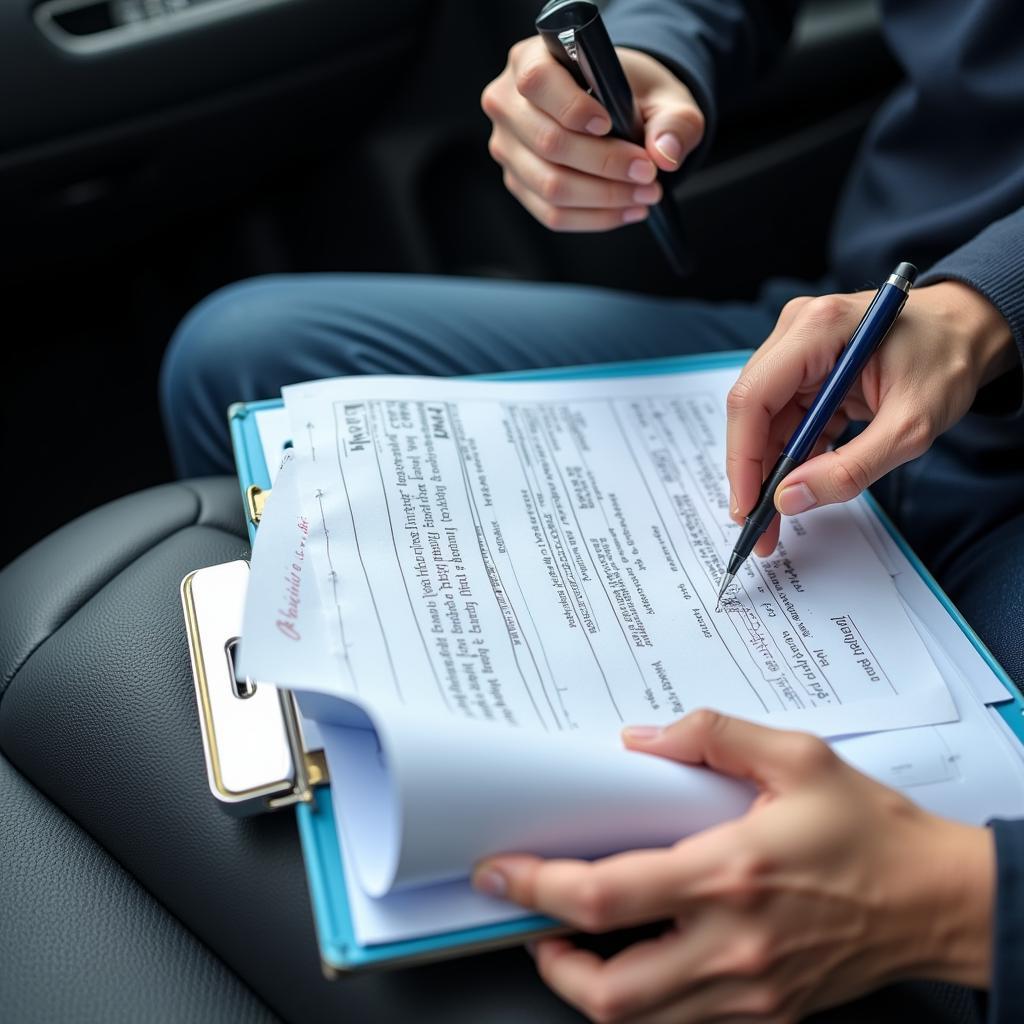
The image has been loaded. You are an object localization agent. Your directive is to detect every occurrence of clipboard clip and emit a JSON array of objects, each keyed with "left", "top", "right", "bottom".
[
  {"left": 182, "top": 561, "right": 327, "bottom": 817},
  {"left": 246, "top": 485, "right": 270, "bottom": 527}
]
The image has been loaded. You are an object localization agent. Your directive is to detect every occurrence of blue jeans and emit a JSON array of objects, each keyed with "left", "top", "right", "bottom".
[{"left": 160, "top": 273, "right": 1024, "bottom": 683}]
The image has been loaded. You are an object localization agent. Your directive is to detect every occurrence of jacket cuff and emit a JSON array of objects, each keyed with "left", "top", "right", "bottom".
[
  {"left": 986, "top": 819, "right": 1024, "bottom": 1024},
  {"left": 918, "top": 209, "right": 1024, "bottom": 416}
]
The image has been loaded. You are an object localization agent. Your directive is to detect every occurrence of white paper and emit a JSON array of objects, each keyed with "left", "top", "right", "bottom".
[
  {"left": 835, "top": 619, "right": 1024, "bottom": 824},
  {"left": 239, "top": 381, "right": 1024, "bottom": 949},
  {"left": 845, "top": 497, "right": 1011, "bottom": 705},
  {"left": 280, "top": 371, "right": 956, "bottom": 737}
]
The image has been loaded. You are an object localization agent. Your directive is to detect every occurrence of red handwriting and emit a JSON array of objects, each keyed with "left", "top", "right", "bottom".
[{"left": 275, "top": 516, "right": 310, "bottom": 642}]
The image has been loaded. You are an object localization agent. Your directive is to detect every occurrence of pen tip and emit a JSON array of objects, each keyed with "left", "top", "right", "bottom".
[{"left": 715, "top": 572, "right": 735, "bottom": 611}]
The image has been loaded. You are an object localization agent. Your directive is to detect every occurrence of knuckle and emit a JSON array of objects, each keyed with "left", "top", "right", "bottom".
[
  {"left": 782, "top": 295, "right": 812, "bottom": 317},
  {"left": 535, "top": 123, "right": 564, "bottom": 160},
  {"left": 583, "top": 981, "right": 630, "bottom": 1024},
  {"left": 805, "top": 294, "right": 847, "bottom": 331},
  {"left": 515, "top": 58, "right": 548, "bottom": 98},
  {"left": 544, "top": 204, "right": 569, "bottom": 231},
  {"left": 569, "top": 877, "right": 614, "bottom": 932},
  {"left": 556, "top": 92, "right": 585, "bottom": 128},
  {"left": 688, "top": 707, "right": 724, "bottom": 739},
  {"left": 532, "top": 123, "right": 565, "bottom": 159},
  {"left": 537, "top": 170, "right": 564, "bottom": 203},
  {"left": 828, "top": 453, "right": 872, "bottom": 498},
  {"left": 729, "top": 934, "right": 774, "bottom": 977},
  {"left": 721, "top": 848, "right": 768, "bottom": 908},
  {"left": 480, "top": 82, "right": 499, "bottom": 117},
  {"left": 788, "top": 733, "right": 836, "bottom": 774},
  {"left": 487, "top": 133, "right": 504, "bottom": 164},
  {"left": 726, "top": 376, "right": 755, "bottom": 416},
  {"left": 598, "top": 145, "right": 622, "bottom": 181}
]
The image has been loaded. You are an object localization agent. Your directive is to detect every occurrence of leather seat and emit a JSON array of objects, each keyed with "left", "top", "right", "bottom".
[{"left": 0, "top": 478, "right": 982, "bottom": 1023}]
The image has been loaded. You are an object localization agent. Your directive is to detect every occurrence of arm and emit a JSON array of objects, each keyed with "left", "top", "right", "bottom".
[{"left": 918, "top": 207, "right": 1024, "bottom": 415}]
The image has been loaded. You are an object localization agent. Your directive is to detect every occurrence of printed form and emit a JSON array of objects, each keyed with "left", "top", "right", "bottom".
[{"left": 279, "top": 369, "right": 956, "bottom": 738}]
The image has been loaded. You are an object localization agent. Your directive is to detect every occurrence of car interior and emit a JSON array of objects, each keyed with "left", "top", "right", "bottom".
[{"left": 2, "top": 1, "right": 982, "bottom": 1020}]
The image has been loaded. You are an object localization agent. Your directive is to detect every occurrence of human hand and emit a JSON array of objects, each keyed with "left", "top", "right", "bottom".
[
  {"left": 473, "top": 711, "right": 994, "bottom": 1023},
  {"left": 481, "top": 37, "right": 704, "bottom": 231},
  {"left": 726, "top": 281, "right": 1017, "bottom": 556}
]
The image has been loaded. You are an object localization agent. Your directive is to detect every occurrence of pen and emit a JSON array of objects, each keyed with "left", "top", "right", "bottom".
[
  {"left": 535, "top": 0, "right": 691, "bottom": 276},
  {"left": 715, "top": 262, "right": 918, "bottom": 611}
]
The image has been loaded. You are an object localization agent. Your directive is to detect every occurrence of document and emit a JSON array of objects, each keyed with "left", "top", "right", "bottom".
[
  {"left": 277, "top": 370, "right": 956, "bottom": 737},
  {"left": 241, "top": 450, "right": 1024, "bottom": 948}
]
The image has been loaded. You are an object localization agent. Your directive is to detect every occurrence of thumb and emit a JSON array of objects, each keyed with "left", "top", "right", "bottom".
[
  {"left": 623, "top": 709, "right": 837, "bottom": 792},
  {"left": 774, "top": 405, "right": 931, "bottom": 515},
  {"left": 641, "top": 89, "right": 705, "bottom": 171}
]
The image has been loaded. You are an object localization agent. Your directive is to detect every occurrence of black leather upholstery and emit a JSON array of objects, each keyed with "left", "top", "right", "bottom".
[
  {"left": 0, "top": 753, "right": 279, "bottom": 1024},
  {"left": 0, "top": 478, "right": 982, "bottom": 1023}
]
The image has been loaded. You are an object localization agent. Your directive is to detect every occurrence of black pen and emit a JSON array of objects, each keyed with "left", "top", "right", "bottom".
[
  {"left": 715, "top": 262, "right": 918, "bottom": 611},
  {"left": 536, "top": 0, "right": 691, "bottom": 276}
]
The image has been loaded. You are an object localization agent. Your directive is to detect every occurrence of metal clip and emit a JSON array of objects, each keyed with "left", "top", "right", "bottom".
[{"left": 246, "top": 485, "right": 270, "bottom": 526}]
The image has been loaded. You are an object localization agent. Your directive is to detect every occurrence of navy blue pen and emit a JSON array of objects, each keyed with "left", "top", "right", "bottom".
[{"left": 715, "top": 262, "right": 918, "bottom": 610}]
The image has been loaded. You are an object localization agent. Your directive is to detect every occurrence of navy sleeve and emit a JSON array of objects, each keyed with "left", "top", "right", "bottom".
[
  {"left": 987, "top": 820, "right": 1024, "bottom": 1024},
  {"left": 603, "top": 0, "right": 798, "bottom": 166},
  {"left": 918, "top": 207, "right": 1024, "bottom": 416}
]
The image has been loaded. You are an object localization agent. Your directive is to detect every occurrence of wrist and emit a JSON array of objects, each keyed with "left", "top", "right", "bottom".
[
  {"left": 900, "top": 817, "right": 995, "bottom": 988},
  {"left": 924, "top": 280, "right": 1017, "bottom": 387}
]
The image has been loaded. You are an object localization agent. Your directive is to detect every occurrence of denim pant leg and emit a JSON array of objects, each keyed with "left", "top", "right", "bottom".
[{"left": 159, "top": 273, "right": 776, "bottom": 477}]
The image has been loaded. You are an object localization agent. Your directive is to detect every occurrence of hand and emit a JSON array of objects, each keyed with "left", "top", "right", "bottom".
[
  {"left": 481, "top": 37, "right": 704, "bottom": 231},
  {"left": 726, "top": 281, "right": 1017, "bottom": 556},
  {"left": 473, "top": 711, "right": 995, "bottom": 1024}
]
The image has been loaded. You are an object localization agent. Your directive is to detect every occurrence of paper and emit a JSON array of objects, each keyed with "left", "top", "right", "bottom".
[
  {"left": 846, "top": 498, "right": 1011, "bottom": 706},
  {"left": 279, "top": 370, "right": 956, "bottom": 737},
  {"left": 835, "top": 614, "right": 1024, "bottom": 824},
  {"left": 239, "top": 372, "right": 1024, "bottom": 946}
]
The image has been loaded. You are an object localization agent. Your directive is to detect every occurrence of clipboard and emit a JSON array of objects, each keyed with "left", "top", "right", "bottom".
[{"left": 185, "top": 351, "right": 1024, "bottom": 975}]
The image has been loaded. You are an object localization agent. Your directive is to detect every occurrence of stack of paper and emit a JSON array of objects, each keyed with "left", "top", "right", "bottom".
[{"left": 238, "top": 367, "right": 1024, "bottom": 947}]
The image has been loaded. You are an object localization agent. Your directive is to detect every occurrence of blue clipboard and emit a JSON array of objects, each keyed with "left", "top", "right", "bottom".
[{"left": 229, "top": 351, "right": 1024, "bottom": 973}]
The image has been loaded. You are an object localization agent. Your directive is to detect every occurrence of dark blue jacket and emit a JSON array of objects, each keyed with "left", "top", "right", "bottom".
[
  {"left": 604, "top": 0, "right": 1023, "bottom": 1017},
  {"left": 605, "top": 0, "right": 1024, "bottom": 400}
]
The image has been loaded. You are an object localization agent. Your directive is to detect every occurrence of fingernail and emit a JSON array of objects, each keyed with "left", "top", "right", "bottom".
[
  {"left": 622, "top": 207, "right": 648, "bottom": 224},
  {"left": 654, "top": 133, "right": 683, "bottom": 165},
  {"left": 473, "top": 867, "right": 507, "bottom": 898},
  {"left": 729, "top": 491, "right": 740, "bottom": 517},
  {"left": 622, "top": 725, "right": 662, "bottom": 741},
  {"left": 632, "top": 184, "right": 661, "bottom": 204},
  {"left": 586, "top": 116, "right": 610, "bottom": 135},
  {"left": 628, "top": 159, "right": 657, "bottom": 183},
  {"left": 777, "top": 483, "right": 817, "bottom": 515}
]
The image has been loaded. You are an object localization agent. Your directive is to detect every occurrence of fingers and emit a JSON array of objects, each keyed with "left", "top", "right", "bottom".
[
  {"left": 473, "top": 846, "right": 703, "bottom": 933},
  {"left": 638, "top": 80, "right": 705, "bottom": 172},
  {"left": 498, "top": 134, "right": 663, "bottom": 209},
  {"left": 504, "top": 169, "right": 650, "bottom": 232},
  {"left": 726, "top": 294, "right": 867, "bottom": 519},
  {"left": 623, "top": 709, "right": 836, "bottom": 792},
  {"left": 532, "top": 930, "right": 696, "bottom": 1022},
  {"left": 618, "top": 47, "right": 706, "bottom": 172},
  {"left": 482, "top": 39, "right": 708, "bottom": 232},
  {"left": 774, "top": 402, "right": 934, "bottom": 514},
  {"left": 487, "top": 93, "right": 656, "bottom": 183},
  {"left": 508, "top": 38, "right": 612, "bottom": 136}
]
